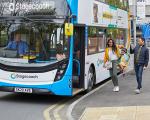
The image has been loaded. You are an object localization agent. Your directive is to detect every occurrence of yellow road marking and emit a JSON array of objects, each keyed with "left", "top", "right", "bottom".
[
  {"left": 43, "top": 99, "right": 69, "bottom": 120},
  {"left": 53, "top": 103, "right": 66, "bottom": 120},
  {"left": 43, "top": 103, "right": 58, "bottom": 120}
]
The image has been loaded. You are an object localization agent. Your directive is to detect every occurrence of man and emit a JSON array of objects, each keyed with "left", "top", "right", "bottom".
[
  {"left": 6, "top": 33, "right": 28, "bottom": 57},
  {"left": 130, "top": 37, "right": 149, "bottom": 94}
]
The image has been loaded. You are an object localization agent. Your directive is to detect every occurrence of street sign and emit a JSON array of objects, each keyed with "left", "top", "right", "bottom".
[{"left": 137, "top": 0, "right": 146, "bottom": 19}]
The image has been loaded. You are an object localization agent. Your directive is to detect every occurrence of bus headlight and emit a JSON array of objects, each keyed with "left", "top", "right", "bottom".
[{"left": 54, "top": 60, "right": 68, "bottom": 82}]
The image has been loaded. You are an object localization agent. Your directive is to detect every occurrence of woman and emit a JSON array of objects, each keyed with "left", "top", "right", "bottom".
[{"left": 103, "top": 39, "right": 121, "bottom": 92}]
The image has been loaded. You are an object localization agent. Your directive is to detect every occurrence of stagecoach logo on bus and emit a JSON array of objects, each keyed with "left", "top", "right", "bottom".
[
  {"left": 97, "top": 59, "right": 104, "bottom": 66},
  {"left": 8, "top": 1, "right": 55, "bottom": 12},
  {"left": 10, "top": 73, "right": 38, "bottom": 80}
]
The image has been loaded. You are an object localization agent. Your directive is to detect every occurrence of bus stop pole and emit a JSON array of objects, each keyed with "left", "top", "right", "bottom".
[{"left": 133, "top": 0, "right": 137, "bottom": 46}]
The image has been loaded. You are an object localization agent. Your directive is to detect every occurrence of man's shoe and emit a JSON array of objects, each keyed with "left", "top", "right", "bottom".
[{"left": 134, "top": 89, "right": 140, "bottom": 94}]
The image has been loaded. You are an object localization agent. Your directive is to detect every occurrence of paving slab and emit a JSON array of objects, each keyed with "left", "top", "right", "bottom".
[{"left": 80, "top": 106, "right": 150, "bottom": 120}]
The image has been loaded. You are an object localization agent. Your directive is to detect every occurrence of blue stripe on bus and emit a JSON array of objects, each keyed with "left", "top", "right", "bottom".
[
  {"left": 51, "top": 36, "right": 74, "bottom": 96},
  {"left": 66, "top": 0, "right": 78, "bottom": 23}
]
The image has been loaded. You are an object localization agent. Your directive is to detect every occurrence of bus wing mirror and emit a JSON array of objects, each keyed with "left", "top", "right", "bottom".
[{"left": 65, "top": 23, "right": 73, "bottom": 36}]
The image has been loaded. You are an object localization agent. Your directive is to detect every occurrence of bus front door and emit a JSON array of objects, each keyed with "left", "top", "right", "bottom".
[{"left": 73, "top": 25, "right": 85, "bottom": 91}]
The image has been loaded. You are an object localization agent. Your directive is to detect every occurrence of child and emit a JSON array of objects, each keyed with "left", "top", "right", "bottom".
[
  {"left": 56, "top": 43, "right": 66, "bottom": 61},
  {"left": 118, "top": 48, "right": 130, "bottom": 72}
]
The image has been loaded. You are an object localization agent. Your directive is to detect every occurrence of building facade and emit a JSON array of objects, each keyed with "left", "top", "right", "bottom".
[
  {"left": 129, "top": 0, "right": 150, "bottom": 46},
  {"left": 129, "top": 0, "right": 150, "bottom": 24}
]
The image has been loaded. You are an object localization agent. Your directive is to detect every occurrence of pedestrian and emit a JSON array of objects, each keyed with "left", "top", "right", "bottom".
[
  {"left": 130, "top": 37, "right": 149, "bottom": 94},
  {"left": 103, "top": 39, "right": 121, "bottom": 92}
]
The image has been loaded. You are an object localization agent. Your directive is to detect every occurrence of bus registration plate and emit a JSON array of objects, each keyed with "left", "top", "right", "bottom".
[{"left": 14, "top": 87, "right": 32, "bottom": 93}]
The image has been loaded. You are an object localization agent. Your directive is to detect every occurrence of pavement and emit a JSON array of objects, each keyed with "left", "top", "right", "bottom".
[
  {"left": 80, "top": 106, "right": 150, "bottom": 120},
  {"left": 72, "top": 65, "right": 150, "bottom": 120}
]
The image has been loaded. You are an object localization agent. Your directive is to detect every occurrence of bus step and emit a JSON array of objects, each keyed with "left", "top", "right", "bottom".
[
  {"left": 73, "top": 88, "right": 84, "bottom": 95},
  {"left": 72, "top": 76, "right": 80, "bottom": 88},
  {"left": 72, "top": 76, "right": 79, "bottom": 80}
]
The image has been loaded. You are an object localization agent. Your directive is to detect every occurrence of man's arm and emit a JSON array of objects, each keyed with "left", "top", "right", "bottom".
[
  {"left": 145, "top": 48, "right": 149, "bottom": 67},
  {"left": 6, "top": 41, "right": 12, "bottom": 49},
  {"left": 19, "top": 42, "right": 28, "bottom": 56},
  {"left": 24, "top": 42, "right": 28, "bottom": 53}
]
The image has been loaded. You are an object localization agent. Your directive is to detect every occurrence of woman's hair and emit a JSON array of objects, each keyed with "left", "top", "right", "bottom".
[{"left": 106, "top": 39, "right": 117, "bottom": 52}]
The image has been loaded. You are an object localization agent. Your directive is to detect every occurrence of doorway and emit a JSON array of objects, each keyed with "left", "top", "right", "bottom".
[{"left": 72, "top": 25, "right": 85, "bottom": 88}]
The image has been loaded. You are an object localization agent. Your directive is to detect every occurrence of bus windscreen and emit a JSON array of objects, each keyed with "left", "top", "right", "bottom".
[{"left": 0, "top": 0, "right": 70, "bottom": 64}]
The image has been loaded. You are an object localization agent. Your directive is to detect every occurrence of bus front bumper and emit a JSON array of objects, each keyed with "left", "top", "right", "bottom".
[
  {"left": 0, "top": 75, "right": 72, "bottom": 96},
  {"left": 0, "top": 86, "right": 53, "bottom": 94}
]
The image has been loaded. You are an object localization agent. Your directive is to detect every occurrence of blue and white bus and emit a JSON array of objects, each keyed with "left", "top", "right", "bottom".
[{"left": 0, "top": 0, "right": 130, "bottom": 96}]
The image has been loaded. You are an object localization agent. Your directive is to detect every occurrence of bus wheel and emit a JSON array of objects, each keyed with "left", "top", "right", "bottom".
[{"left": 86, "top": 67, "right": 95, "bottom": 92}]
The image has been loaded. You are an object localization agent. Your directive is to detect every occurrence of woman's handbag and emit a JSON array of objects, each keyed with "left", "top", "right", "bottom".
[{"left": 105, "top": 61, "right": 112, "bottom": 70}]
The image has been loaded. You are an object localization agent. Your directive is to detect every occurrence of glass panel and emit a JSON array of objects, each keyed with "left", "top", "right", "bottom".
[
  {"left": 0, "top": 0, "right": 70, "bottom": 64},
  {"left": 97, "top": 29, "right": 105, "bottom": 51},
  {"left": 88, "top": 27, "right": 98, "bottom": 54},
  {"left": 0, "top": 22, "right": 69, "bottom": 63},
  {"left": 88, "top": 37, "right": 98, "bottom": 54},
  {"left": 107, "top": 28, "right": 127, "bottom": 46},
  {"left": 0, "top": 27, "right": 7, "bottom": 47},
  {"left": 116, "top": 29, "right": 127, "bottom": 46},
  {"left": 105, "top": 0, "right": 129, "bottom": 10},
  {"left": 88, "top": 27, "right": 106, "bottom": 54}
]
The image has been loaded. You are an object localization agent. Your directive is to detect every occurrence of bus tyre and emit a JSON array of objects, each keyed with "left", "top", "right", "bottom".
[{"left": 86, "top": 67, "right": 95, "bottom": 92}]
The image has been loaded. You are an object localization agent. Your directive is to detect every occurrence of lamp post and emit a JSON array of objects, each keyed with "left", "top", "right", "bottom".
[{"left": 133, "top": 0, "right": 137, "bottom": 46}]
